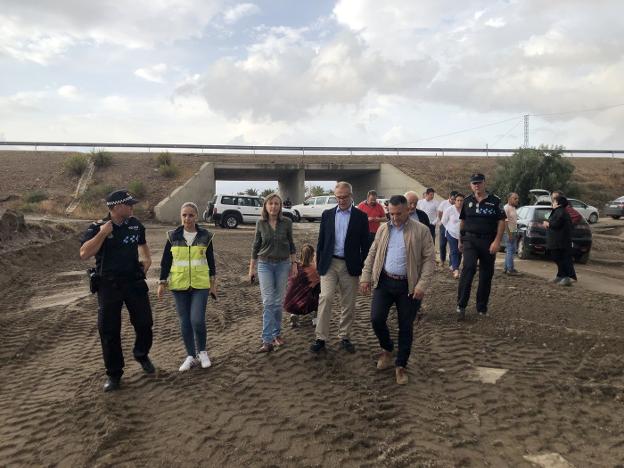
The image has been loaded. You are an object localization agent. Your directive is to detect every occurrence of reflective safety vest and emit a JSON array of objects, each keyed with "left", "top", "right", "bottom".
[{"left": 167, "top": 228, "right": 214, "bottom": 290}]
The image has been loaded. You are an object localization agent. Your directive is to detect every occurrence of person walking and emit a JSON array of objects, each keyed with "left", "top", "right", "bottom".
[
  {"left": 456, "top": 174, "right": 505, "bottom": 321},
  {"left": 310, "top": 181, "right": 369, "bottom": 354},
  {"left": 79, "top": 189, "right": 155, "bottom": 392},
  {"left": 249, "top": 193, "right": 298, "bottom": 353},
  {"left": 437, "top": 191, "right": 458, "bottom": 267},
  {"left": 284, "top": 244, "right": 320, "bottom": 327},
  {"left": 543, "top": 196, "right": 574, "bottom": 286},
  {"left": 357, "top": 190, "right": 387, "bottom": 250},
  {"left": 441, "top": 193, "right": 464, "bottom": 279},
  {"left": 158, "top": 202, "right": 217, "bottom": 371},
  {"left": 551, "top": 191, "right": 578, "bottom": 281},
  {"left": 404, "top": 191, "right": 431, "bottom": 228},
  {"left": 417, "top": 188, "right": 440, "bottom": 242},
  {"left": 503, "top": 192, "right": 520, "bottom": 275},
  {"left": 360, "top": 195, "right": 434, "bottom": 385}
]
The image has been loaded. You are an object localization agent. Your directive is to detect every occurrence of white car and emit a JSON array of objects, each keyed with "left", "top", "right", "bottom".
[
  {"left": 529, "top": 189, "right": 599, "bottom": 224},
  {"left": 291, "top": 195, "right": 338, "bottom": 222},
  {"left": 203, "top": 194, "right": 296, "bottom": 228}
]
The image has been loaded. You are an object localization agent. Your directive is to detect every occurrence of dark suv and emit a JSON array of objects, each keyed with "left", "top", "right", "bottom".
[{"left": 516, "top": 205, "right": 592, "bottom": 264}]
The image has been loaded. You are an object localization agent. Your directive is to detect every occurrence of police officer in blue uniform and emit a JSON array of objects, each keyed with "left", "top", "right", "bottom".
[
  {"left": 80, "top": 190, "right": 155, "bottom": 392},
  {"left": 456, "top": 173, "right": 505, "bottom": 321}
]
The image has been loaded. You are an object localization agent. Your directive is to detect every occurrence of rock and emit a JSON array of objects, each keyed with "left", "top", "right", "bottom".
[{"left": 0, "top": 209, "right": 26, "bottom": 234}]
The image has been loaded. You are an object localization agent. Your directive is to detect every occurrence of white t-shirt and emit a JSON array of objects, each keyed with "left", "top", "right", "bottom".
[
  {"left": 504, "top": 204, "right": 518, "bottom": 232},
  {"left": 437, "top": 199, "right": 452, "bottom": 223},
  {"left": 417, "top": 198, "right": 440, "bottom": 226},
  {"left": 441, "top": 205, "right": 461, "bottom": 239},
  {"left": 183, "top": 229, "right": 197, "bottom": 246}
]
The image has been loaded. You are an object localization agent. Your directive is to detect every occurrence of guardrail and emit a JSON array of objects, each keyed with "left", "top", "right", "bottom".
[{"left": 1, "top": 141, "right": 623, "bottom": 157}]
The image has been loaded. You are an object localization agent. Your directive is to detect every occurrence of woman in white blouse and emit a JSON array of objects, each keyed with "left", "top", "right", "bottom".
[{"left": 441, "top": 193, "right": 465, "bottom": 279}]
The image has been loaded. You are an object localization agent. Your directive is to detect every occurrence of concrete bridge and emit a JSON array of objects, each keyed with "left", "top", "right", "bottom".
[{"left": 155, "top": 161, "right": 431, "bottom": 223}]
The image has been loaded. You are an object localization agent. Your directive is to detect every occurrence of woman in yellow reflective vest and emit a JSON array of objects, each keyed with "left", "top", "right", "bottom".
[{"left": 158, "top": 202, "right": 217, "bottom": 371}]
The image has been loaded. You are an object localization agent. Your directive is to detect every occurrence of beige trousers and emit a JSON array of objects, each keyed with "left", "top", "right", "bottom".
[{"left": 315, "top": 258, "right": 359, "bottom": 341}]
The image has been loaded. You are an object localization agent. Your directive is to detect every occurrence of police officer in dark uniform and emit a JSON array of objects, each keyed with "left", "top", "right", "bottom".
[
  {"left": 456, "top": 173, "right": 505, "bottom": 321},
  {"left": 80, "top": 189, "right": 155, "bottom": 392}
]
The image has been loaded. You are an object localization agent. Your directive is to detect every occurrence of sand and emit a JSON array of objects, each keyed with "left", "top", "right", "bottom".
[{"left": 0, "top": 221, "right": 623, "bottom": 466}]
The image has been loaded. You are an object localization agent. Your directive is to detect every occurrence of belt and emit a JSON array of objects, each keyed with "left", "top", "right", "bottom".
[
  {"left": 332, "top": 255, "right": 345, "bottom": 260},
  {"left": 382, "top": 269, "right": 407, "bottom": 280},
  {"left": 464, "top": 232, "right": 496, "bottom": 239}
]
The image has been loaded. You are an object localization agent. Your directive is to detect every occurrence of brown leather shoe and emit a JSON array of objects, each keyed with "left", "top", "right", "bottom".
[
  {"left": 395, "top": 367, "right": 408, "bottom": 385},
  {"left": 255, "top": 343, "right": 274, "bottom": 353},
  {"left": 376, "top": 351, "right": 393, "bottom": 370}
]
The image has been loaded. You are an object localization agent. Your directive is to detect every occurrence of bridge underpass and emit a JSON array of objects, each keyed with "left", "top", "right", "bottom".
[{"left": 154, "top": 162, "right": 430, "bottom": 223}]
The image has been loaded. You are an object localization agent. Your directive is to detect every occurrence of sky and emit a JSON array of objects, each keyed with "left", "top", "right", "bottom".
[{"left": 1, "top": 0, "right": 623, "bottom": 159}]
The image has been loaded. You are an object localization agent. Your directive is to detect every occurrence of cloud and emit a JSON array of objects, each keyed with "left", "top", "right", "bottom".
[
  {"left": 223, "top": 3, "right": 260, "bottom": 24},
  {"left": 134, "top": 64, "right": 168, "bottom": 83},
  {"left": 0, "top": 0, "right": 223, "bottom": 64},
  {"left": 57, "top": 85, "right": 79, "bottom": 99},
  {"left": 177, "top": 26, "right": 438, "bottom": 121}
]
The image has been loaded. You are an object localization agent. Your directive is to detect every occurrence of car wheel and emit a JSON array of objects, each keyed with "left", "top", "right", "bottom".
[
  {"left": 283, "top": 212, "right": 294, "bottom": 221},
  {"left": 611, "top": 215, "right": 621, "bottom": 220},
  {"left": 575, "top": 251, "right": 590, "bottom": 264},
  {"left": 293, "top": 210, "right": 301, "bottom": 222},
  {"left": 223, "top": 214, "right": 240, "bottom": 229},
  {"left": 588, "top": 213, "right": 598, "bottom": 224},
  {"left": 517, "top": 236, "right": 531, "bottom": 259},
  {"left": 306, "top": 217, "right": 315, "bottom": 222},
  {"left": 202, "top": 210, "right": 210, "bottom": 223}
]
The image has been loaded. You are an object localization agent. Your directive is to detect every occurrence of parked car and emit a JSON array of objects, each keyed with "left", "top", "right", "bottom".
[
  {"left": 291, "top": 195, "right": 338, "bottom": 222},
  {"left": 529, "top": 189, "right": 599, "bottom": 224},
  {"left": 604, "top": 196, "right": 624, "bottom": 219},
  {"left": 203, "top": 194, "right": 295, "bottom": 228},
  {"left": 515, "top": 205, "right": 592, "bottom": 264}
]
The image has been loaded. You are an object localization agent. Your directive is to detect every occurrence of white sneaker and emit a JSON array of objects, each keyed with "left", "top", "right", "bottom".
[
  {"left": 198, "top": 351, "right": 211, "bottom": 369},
  {"left": 179, "top": 355, "right": 196, "bottom": 372}
]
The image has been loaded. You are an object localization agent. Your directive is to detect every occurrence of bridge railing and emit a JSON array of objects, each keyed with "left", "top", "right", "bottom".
[{"left": 0, "top": 141, "right": 622, "bottom": 158}]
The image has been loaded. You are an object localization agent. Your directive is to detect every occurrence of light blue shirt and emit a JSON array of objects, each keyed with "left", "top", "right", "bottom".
[
  {"left": 383, "top": 222, "right": 407, "bottom": 276},
  {"left": 333, "top": 205, "right": 352, "bottom": 257}
]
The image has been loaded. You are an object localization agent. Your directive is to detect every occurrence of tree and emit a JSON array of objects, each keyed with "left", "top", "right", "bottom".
[
  {"left": 491, "top": 146, "right": 579, "bottom": 205},
  {"left": 245, "top": 187, "right": 259, "bottom": 196},
  {"left": 260, "top": 188, "right": 276, "bottom": 198},
  {"left": 308, "top": 185, "right": 327, "bottom": 197}
]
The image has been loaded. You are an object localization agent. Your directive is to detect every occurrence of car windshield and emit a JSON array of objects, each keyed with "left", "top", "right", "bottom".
[{"left": 533, "top": 208, "right": 551, "bottom": 221}]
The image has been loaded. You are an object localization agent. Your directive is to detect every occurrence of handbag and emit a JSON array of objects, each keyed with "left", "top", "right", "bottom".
[{"left": 87, "top": 242, "right": 106, "bottom": 294}]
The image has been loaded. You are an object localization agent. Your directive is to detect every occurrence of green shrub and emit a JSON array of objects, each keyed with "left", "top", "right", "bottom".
[
  {"left": 18, "top": 202, "right": 38, "bottom": 213},
  {"left": 156, "top": 152, "right": 172, "bottom": 167},
  {"left": 91, "top": 150, "right": 113, "bottom": 168},
  {"left": 65, "top": 154, "right": 88, "bottom": 176},
  {"left": 23, "top": 190, "right": 48, "bottom": 203},
  {"left": 159, "top": 164, "right": 179, "bottom": 178},
  {"left": 83, "top": 183, "right": 115, "bottom": 203},
  {"left": 128, "top": 180, "right": 147, "bottom": 198}
]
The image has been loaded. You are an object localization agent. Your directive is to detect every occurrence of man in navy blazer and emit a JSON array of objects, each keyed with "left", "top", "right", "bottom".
[{"left": 311, "top": 181, "right": 370, "bottom": 354}]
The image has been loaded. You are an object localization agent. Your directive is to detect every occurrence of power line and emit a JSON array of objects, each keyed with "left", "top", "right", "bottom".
[{"left": 491, "top": 119, "right": 523, "bottom": 147}]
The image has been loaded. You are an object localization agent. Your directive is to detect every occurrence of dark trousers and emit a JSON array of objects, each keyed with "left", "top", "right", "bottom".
[
  {"left": 371, "top": 274, "right": 421, "bottom": 368},
  {"left": 439, "top": 224, "right": 448, "bottom": 263},
  {"left": 367, "top": 231, "right": 377, "bottom": 251},
  {"left": 97, "top": 278, "right": 153, "bottom": 379},
  {"left": 550, "top": 248, "right": 575, "bottom": 279},
  {"left": 457, "top": 236, "right": 496, "bottom": 312},
  {"left": 429, "top": 224, "right": 436, "bottom": 244}
]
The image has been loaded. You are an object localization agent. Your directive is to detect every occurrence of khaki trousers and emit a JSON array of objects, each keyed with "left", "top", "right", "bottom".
[{"left": 315, "top": 258, "right": 359, "bottom": 341}]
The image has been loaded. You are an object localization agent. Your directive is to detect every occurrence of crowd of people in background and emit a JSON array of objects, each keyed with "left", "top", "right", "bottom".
[{"left": 81, "top": 176, "right": 584, "bottom": 391}]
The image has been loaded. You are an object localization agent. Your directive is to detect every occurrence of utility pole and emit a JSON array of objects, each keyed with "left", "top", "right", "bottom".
[{"left": 523, "top": 114, "right": 529, "bottom": 147}]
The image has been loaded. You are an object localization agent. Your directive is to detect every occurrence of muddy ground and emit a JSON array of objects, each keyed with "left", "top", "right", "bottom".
[{"left": 0, "top": 218, "right": 623, "bottom": 467}]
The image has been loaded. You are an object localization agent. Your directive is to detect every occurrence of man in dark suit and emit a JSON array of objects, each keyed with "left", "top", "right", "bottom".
[{"left": 310, "top": 181, "right": 369, "bottom": 354}]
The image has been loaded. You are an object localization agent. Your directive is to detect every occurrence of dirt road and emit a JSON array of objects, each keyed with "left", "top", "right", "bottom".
[{"left": 0, "top": 220, "right": 623, "bottom": 466}]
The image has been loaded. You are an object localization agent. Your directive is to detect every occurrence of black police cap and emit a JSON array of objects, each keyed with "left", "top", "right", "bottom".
[
  {"left": 106, "top": 189, "right": 139, "bottom": 207},
  {"left": 470, "top": 173, "right": 485, "bottom": 183}
]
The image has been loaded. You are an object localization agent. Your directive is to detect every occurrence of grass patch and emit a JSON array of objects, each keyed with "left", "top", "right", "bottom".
[
  {"left": 159, "top": 163, "right": 180, "bottom": 178},
  {"left": 91, "top": 150, "right": 113, "bottom": 168},
  {"left": 156, "top": 152, "right": 172, "bottom": 167},
  {"left": 128, "top": 180, "right": 147, "bottom": 198},
  {"left": 64, "top": 154, "right": 88, "bottom": 176},
  {"left": 83, "top": 183, "right": 115, "bottom": 204},
  {"left": 23, "top": 190, "right": 48, "bottom": 203},
  {"left": 18, "top": 202, "right": 39, "bottom": 213}
]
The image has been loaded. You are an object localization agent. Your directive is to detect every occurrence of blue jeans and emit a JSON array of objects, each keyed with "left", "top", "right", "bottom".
[
  {"left": 503, "top": 232, "right": 517, "bottom": 272},
  {"left": 172, "top": 289, "right": 209, "bottom": 356},
  {"left": 446, "top": 233, "right": 462, "bottom": 271},
  {"left": 257, "top": 259, "right": 291, "bottom": 344}
]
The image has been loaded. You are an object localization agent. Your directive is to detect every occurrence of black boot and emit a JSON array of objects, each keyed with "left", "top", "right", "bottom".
[{"left": 103, "top": 376, "right": 121, "bottom": 392}]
